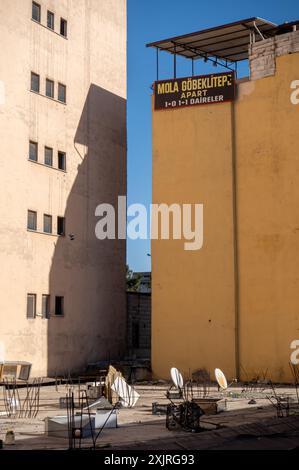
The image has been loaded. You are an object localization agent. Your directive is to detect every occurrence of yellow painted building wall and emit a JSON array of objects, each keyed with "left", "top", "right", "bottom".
[
  {"left": 236, "top": 54, "right": 299, "bottom": 382},
  {"left": 152, "top": 98, "right": 238, "bottom": 381},
  {"left": 152, "top": 52, "right": 299, "bottom": 383}
]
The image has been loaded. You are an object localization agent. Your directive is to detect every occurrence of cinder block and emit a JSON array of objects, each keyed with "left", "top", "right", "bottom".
[
  {"left": 94, "top": 410, "right": 117, "bottom": 429},
  {"left": 45, "top": 415, "right": 95, "bottom": 439}
]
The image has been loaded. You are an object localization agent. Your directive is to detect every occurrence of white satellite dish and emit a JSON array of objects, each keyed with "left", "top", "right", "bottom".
[
  {"left": 215, "top": 368, "right": 228, "bottom": 390},
  {"left": 111, "top": 377, "right": 140, "bottom": 408},
  {"left": 8, "top": 398, "right": 20, "bottom": 413},
  {"left": 170, "top": 367, "right": 184, "bottom": 389}
]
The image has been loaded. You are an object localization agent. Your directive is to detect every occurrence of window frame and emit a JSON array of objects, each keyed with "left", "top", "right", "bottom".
[
  {"left": 58, "top": 151, "right": 66, "bottom": 171},
  {"left": 42, "top": 294, "right": 50, "bottom": 319},
  {"left": 43, "top": 214, "right": 52, "bottom": 234},
  {"left": 55, "top": 296, "right": 64, "bottom": 316},
  {"left": 44, "top": 146, "right": 53, "bottom": 166},
  {"left": 27, "top": 210, "right": 37, "bottom": 231},
  {"left": 29, "top": 141, "right": 38, "bottom": 162},
  {"left": 45, "top": 78, "right": 54, "bottom": 99},
  {"left": 27, "top": 293, "right": 37, "bottom": 319},
  {"left": 58, "top": 83, "right": 66, "bottom": 103},
  {"left": 60, "top": 18, "right": 67, "bottom": 37},
  {"left": 57, "top": 216, "right": 65, "bottom": 236},
  {"left": 32, "top": 2, "right": 41, "bottom": 23},
  {"left": 47, "top": 10, "right": 54, "bottom": 30},
  {"left": 31, "top": 72, "right": 40, "bottom": 93}
]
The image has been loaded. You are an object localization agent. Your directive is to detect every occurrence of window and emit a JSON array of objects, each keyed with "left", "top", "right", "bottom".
[
  {"left": 58, "top": 83, "right": 66, "bottom": 103},
  {"left": 31, "top": 72, "right": 40, "bottom": 93},
  {"left": 46, "top": 79, "right": 54, "bottom": 98},
  {"left": 32, "top": 2, "right": 41, "bottom": 22},
  {"left": 43, "top": 214, "right": 52, "bottom": 234},
  {"left": 60, "top": 18, "right": 67, "bottom": 37},
  {"left": 47, "top": 11, "right": 54, "bottom": 30},
  {"left": 27, "top": 210, "right": 37, "bottom": 231},
  {"left": 55, "top": 296, "right": 64, "bottom": 316},
  {"left": 57, "top": 216, "right": 65, "bottom": 236},
  {"left": 44, "top": 146, "right": 53, "bottom": 166},
  {"left": 58, "top": 151, "right": 66, "bottom": 171},
  {"left": 29, "top": 141, "right": 38, "bottom": 162},
  {"left": 27, "top": 294, "right": 36, "bottom": 319},
  {"left": 42, "top": 295, "right": 50, "bottom": 319}
]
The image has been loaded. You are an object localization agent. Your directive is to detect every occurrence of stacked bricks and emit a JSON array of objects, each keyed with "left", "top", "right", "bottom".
[
  {"left": 249, "top": 30, "right": 299, "bottom": 81},
  {"left": 127, "top": 292, "right": 151, "bottom": 359}
]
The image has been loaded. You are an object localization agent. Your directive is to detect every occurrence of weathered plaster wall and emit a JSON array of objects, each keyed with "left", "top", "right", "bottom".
[{"left": 0, "top": 0, "right": 127, "bottom": 376}]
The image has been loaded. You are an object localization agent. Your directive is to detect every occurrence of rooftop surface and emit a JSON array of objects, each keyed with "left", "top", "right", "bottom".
[{"left": 1, "top": 383, "right": 298, "bottom": 450}]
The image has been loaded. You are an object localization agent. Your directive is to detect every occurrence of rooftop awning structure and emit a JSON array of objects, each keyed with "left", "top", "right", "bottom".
[
  {"left": 146, "top": 17, "right": 278, "bottom": 63},
  {"left": 272, "top": 19, "right": 299, "bottom": 36}
]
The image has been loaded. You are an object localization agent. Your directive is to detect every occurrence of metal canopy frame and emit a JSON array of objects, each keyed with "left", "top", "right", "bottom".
[{"left": 147, "top": 17, "right": 279, "bottom": 80}]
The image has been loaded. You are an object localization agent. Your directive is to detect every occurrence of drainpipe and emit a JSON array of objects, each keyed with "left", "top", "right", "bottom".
[{"left": 230, "top": 100, "right": 240, "bottom": 380}]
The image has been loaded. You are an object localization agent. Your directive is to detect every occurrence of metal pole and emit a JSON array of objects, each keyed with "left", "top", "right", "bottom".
[
  {"left": 156, "top": 48, "right": 159, "bottom": 82},
  {"left": 192, "top": 58, "right": 194, "bottom": 77},
  {"left": 230, "top": 100, "right": 240, "bottom": 381},
  {"left": 173, "top": 43, "right": 177, "bottom": 78}
]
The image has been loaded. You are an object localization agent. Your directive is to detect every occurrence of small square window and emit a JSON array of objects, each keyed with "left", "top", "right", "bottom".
[
  {"left": 31, "top": 72, "right": 40, "bottom": 93},
  {"left": 43, "top": 214, "right": 52, "bottom": 234},
  {"left": 47, "top": 11, "right": 54, "bottom": 30},
  {"left": 29, "top": 141, "right": 38, "bottom": 162},
  {"left": 55, "top": 296, "right": 64, "bottom": 316},
  {"left": 27, "top": 294, "right": 36, "bottom": 319},
  {"left": 46, "top": 79, "right": 54, "bottom": 98},
  {"left": 58, "top": 83, "right": 66, "bottom": 103},
  {"left": 44, "top": 146, "right": 53, "bottom": 166},
  {"left": 27, "top": 210, "right": 37, "bottom": 231},
  {"left": 58, "top": 151, "right": 66, "bottom": 171},
  {"left": 60, "top": 18, "right": 67, "bottom": 37},
  {"left": 32, "top": 2, "right": 41, "bottom": 22},
  {"left": 42, "top": 295, "right": 50, "bottom": 319},
  {"left": 57, "top": 216, "right": 65, "bottom": 236}
]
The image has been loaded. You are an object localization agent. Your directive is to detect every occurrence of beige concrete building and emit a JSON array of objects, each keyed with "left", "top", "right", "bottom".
[
  {"left": 0, "top": 0, "right": 127, "bottom": 376},
  {"left": 149, "top": 19, "right": 299, "bottom": 383}
]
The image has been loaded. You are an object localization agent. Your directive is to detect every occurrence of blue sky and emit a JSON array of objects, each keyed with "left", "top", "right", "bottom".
[{"left": 127, "top": 0, "right": 299, "bottom": 272}]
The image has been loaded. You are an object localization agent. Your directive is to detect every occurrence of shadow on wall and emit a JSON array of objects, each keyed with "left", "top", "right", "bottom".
[{"left": 47, "top": 84, "right": 127, "bottom": 376}]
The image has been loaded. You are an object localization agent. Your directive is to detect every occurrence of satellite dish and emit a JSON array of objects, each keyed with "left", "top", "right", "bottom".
[
  {"left": 215, "top": 368, "right": 228, "bottom": 390},
  {"left": 8, "top": 398, "right": 20, "bottom": 413},
  {"left": 170, "top": 367, "right": 184, "bottom": 389},
  {"left": 111, "top": 377, "right": 140, "bottom": 408}
]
